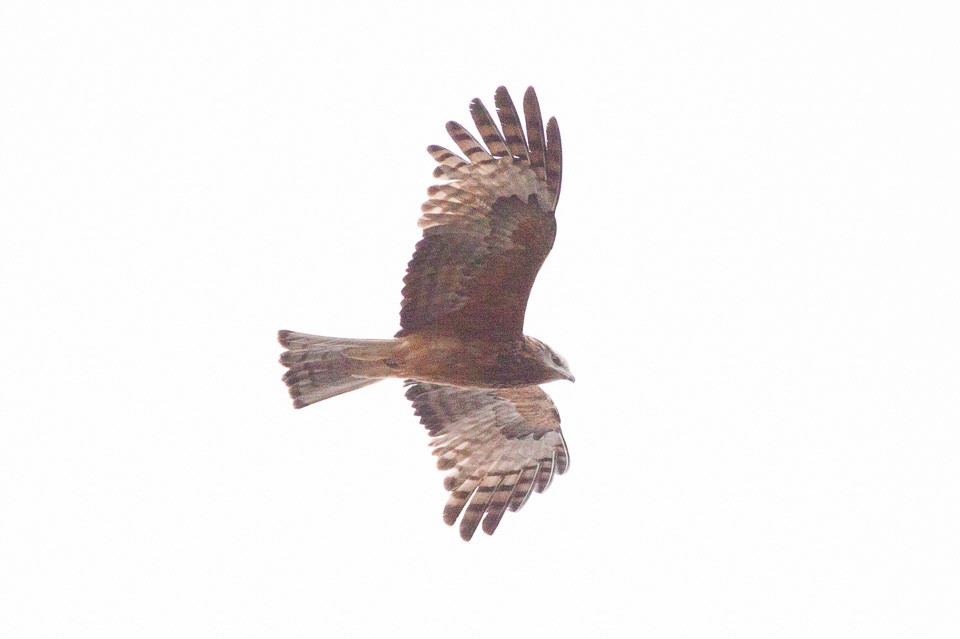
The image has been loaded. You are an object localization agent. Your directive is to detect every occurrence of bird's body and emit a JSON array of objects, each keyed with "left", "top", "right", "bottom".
[
  {"left": 279, "top": 86, "right": 573, "bottom": 540},
  {"left": 281, "top": 330, "right": 571, "bottom": 397}
]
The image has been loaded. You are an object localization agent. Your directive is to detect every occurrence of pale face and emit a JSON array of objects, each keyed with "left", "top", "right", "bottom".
[{"left": 531, "top": 338, "right": 574, "bottom": 383}]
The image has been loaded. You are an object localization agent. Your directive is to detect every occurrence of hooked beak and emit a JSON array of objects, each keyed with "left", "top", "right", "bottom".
[{"left": 564, "top": 370, "right": 576, "bottom": 383}]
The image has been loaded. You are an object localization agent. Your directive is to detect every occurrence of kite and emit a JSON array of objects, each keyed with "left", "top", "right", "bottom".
[{"left": 279, "top": 86, "right": 574, "bottom": 540}]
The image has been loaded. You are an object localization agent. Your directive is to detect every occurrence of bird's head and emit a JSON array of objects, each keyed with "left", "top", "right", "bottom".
[{"left": 526, "top": 337, "right": 575, "bottom": 383}]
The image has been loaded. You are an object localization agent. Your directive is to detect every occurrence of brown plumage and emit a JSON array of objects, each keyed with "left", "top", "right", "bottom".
[{"left": 279, "top": 86, "right": 572, "bottom": 540}]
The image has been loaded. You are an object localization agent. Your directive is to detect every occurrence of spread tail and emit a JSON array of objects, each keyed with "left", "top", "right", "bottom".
[{"left": 278, "top": 330, "right": 400, "bottom": 408}]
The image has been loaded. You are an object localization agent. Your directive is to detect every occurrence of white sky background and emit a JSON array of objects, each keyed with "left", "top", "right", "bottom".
[{"left": 2, "top": 1, "right": 958, "bottom": 636}]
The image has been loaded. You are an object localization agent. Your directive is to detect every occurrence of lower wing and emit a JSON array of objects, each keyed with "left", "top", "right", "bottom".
[{"left": 405, "top": 382, "right": 569, "bottom": 540}]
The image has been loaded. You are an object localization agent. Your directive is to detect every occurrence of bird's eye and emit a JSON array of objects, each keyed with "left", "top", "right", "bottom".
[{"left": 552, "top": 354, "right": 562, "bottom": 366}]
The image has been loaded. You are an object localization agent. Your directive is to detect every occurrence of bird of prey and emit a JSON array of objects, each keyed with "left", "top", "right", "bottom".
[{"left": 279, "top": 86, "right": 573, "bottom": 540}]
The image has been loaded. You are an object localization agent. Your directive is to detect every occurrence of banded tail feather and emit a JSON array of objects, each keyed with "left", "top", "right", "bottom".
[{"left": 278, "top": 331, "right": 399, "bottom": 408}]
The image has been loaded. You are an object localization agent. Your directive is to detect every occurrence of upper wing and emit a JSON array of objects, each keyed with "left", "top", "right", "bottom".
[
  {"left": 397, "top": 86, "right": 563, "bottom": 340},
  {"left": 405, "top": 381, "right": 569, "bottom": 541}
]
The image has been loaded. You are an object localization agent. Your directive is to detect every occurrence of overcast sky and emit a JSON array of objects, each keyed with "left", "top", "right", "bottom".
[{"left": 2, "top": 2, "right": 959, "bottom": 637}]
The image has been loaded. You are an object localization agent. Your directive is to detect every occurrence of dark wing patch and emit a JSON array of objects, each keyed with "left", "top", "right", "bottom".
[
  {"left": 406, "top": 382, "right": 569, "bottom": 541},
  {"left": 398, "top": 86, "right": 563, "bottom": 340}
]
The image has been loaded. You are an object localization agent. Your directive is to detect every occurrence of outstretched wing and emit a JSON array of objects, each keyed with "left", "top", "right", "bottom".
[
  {"left": 397, "top": 86, "right": 563, "bottom": 340},
  {"left": 405, "top": 382, "right": 569, "bottom": 541}
]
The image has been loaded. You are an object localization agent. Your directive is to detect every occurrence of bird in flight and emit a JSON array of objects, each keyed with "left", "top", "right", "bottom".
[{"left": 279, "top": 86, "right": 573, "bottom": 540}]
